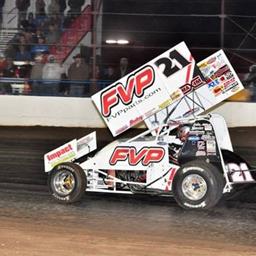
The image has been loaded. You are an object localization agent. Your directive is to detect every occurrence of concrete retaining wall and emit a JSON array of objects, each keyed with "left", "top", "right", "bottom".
[{"left": 0, "top": 95, "right": 255, "bottom": 128}]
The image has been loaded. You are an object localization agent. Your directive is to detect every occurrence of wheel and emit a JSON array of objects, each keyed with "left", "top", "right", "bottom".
[
  {"left": 172, "top": 161, "right": 224, "bottom": 209},
  {"left": 48, "top": 162, "right": 87, "bottom": 204}
]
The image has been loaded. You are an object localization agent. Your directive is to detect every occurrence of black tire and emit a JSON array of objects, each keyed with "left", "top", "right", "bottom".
[
  {"left": 48, "top": 162, "right": 87, "bottom": 204},
  {"left": 172, "top": 161, "right": 224, "bottom": 210}
]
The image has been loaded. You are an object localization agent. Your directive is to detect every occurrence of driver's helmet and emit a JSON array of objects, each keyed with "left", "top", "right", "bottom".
[{"left": 177, "top": 125, "right": 190, "bottom": 142}]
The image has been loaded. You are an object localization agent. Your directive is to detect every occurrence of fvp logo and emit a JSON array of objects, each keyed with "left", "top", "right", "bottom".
[
  {"left": 110, "top": 146, "right": 165, "bottom": 166},
  {"left": 100, "top": 66, "right": 155, "bottom": 117}
]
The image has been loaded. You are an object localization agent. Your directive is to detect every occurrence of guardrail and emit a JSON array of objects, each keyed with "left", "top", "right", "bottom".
[{"left": 0, "top": 76, "right": 254, "bottom": 101}]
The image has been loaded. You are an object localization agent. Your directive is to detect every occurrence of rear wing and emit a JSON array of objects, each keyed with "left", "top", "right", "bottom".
[
  {"left": 92, "top": 42, "right": 244, "bottom": 136},
  {"left": 145, "top": 49, "right": 244, "bottom": 129},
  {"left": 92, "top": 41, "right": 197, "bottom": 136},
  {"left": 44, "top": 132, "right": 97, "bottom": 172}
]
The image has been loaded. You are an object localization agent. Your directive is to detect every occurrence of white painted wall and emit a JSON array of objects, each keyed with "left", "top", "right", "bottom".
[
  {"left": 0, "top": 95, "right": 255, "bottom": 128},
  {"left": 0, "top": 95, "right": 104, "bottom": 127}
]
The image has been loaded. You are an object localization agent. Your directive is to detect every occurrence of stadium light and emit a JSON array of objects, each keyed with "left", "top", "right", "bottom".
[
  {"left": 106, "top": 39, "right": 117, "bottom": 44},
  {"left": 117, "top": 39, "right": 129, "bottom": 45},
  {"left": 105, "top": 39, "right": 130, "bottom": 45}
]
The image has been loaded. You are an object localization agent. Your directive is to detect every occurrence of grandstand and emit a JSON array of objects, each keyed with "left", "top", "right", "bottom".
[{"left": 0, "top": 0, "right": 254, "bottom": 100}]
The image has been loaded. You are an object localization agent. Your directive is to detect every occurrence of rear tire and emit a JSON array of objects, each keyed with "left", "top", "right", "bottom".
[
  {"left": 172, "top": 161, "right": 224, "bottom": 209},
  {"left": 48, "top": 162, "right": 86, "bottom": 204}
]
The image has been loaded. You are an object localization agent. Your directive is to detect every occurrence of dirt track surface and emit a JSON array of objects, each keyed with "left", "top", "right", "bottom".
[
  {"left": 1, "top": 219, "right": 255, "bottom": 256},
  {"left": 0, "top": 126, "right": 256, "bottom": 255},
  {"left": 1, "top": 187, "right": 256, "bottom": 256}
]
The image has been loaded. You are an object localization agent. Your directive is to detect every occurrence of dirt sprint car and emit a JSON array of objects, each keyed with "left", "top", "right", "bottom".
[{"left": 44, "top": 42, "right": 255, "bottom": 209}]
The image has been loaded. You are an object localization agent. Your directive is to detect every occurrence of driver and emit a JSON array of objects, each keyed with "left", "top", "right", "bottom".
[{"left": 169, "top": 125, "right": 190, "bottom": 164}]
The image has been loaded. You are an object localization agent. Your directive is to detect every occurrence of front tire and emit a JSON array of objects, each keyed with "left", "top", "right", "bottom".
[
  {"left": 172, "top": 161, "right": 224, "bottom": 209},
  {"left": 48, "top": 162, "right": 87, "bottom": 204}
]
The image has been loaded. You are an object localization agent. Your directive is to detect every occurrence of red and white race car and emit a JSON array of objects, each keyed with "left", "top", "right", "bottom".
[{"left": 44, "top": 42, "right": 255, "bottom": 209}]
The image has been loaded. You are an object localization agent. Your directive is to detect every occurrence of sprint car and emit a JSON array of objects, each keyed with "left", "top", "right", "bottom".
[
  {"left": 44, "top": 114, "right": 256, "bottom": 209},
  {"left": 44, "top": 42, "right": 254, "bottom": 209}
]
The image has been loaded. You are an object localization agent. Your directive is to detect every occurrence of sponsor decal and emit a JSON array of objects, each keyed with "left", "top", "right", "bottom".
[
  {"left": 208, "top": 79, "right": 220, "bottom": 89},
  {"left": 100, "top": 65, "right": 155, "bottom": 117},
  {"left": 193, "top": 122, "right": 203, "bottom": 127},
  {"left": 109, "top": 146, "right": 165, "bottom": 166},
  {"left": 206, "top": 140, "right": 216, "bottom": 153},
  {"left": 196, "top": 151, "right": 206, "bottom": 156},
  {"left": 202, "top": 123, "right": 212, "bottom": 131},
  {"left": 154, "top": 49, "right": 190, "bottom": 78},
  {"left": 191, "top": 126, "right": 204, "bottom": 131},
  {"left": 214, "top": 65, "right": 230, "bottom": 78},
  {"left": 201, "top": 135, "right": 214, "bottom": 140},
  {"left": 180, "top": 75, "right": 205, "bottom": 95},
  {"left": 189, "top": 131, "right": 205, "bottom": 136},
  {"left": 53, "top": 194, "right": 70, "bottom": 201},
  {"left": 213, "top": 85, "right": 224, "bottom": 96},
  {"left": 228, "top": 163, "right": 254, "bottom": 182},
  {"left": 207, "top": 57, "right": 216, "bottom": 65},
  {"left": 129, "top": 116, "right": 143, "bottom": 127},
  {"left": 47, "top": 144, "right": 73, "bottom": 161},
  {"left": 199, "top": 50, "right": 244, "bottom": 101},
  {"left": 114, "top": 125, "right": 129, "bottom": 136},
  {"left": 170, "top": 90, "right": 182, "bottom": 101},
  {"left": 77, "top": 135, "right": 93, "bottom": 152},
  {"left": 106, "top": 87, "right": 161, "bottom": 122},
  {"left": 184, "top": 201, "right": 206, "bottom": 208},
  {"left": 197, "top": 141, "right": 206, "bottom": 151},
  {"left": 188, "top": 136, "right": 200, "bottom": 141},
  {"left": 165, "top": 168, "right": 177, "bottom": 191},
  {"left": 231, "top": 84, "right": 240, "bottom": 93}
]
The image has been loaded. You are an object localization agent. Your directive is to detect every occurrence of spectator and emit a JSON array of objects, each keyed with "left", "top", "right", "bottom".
[
  {"left": 5, "top": 32, "right": 27, "bottom": 59},
  {"left": 58, "top": 0, "right": 67, "bottom": 16},
  {"left": 46, "top": 22, "right": 60, "bottom": 46},
  {"left": 67, "top": 53, "right": 89, "bottom": 97},
  {"left": 0, "top": 0, "right": 5, "bottom": 28},
  {"left": 59, "top": 72, "right": 69, "bottom": 96},
  {"left": 42, "top": 54, "right": 64, "bottom": 96},
  {"left": 3, "top": 57, "right": 16, "bottom": 78},
  {"left": 48, "top": 0, "right": 60, "bottom": 21},
  {"left": 31, "top": 35, "right": 49, "bottom": 57},
  {"left": 58, "top": 0, "right": 67, "bottom": 28},
  {"left": 0, "top": 52, "right": 8, "bottom": 94},
  {"left": 15, "top": 45, "right": 32, "bottom": 61},
  {"left": 35, "top": 0, "right": 47, "bottom": 27},
  {"left": 67, "top": 0, "right": 85, "bottom": 19},
  {"left": 23, "top": 30, "right": 36, "bottom": 50},
  {"left": 18, "top": 33, "right": 27, "bottom": 45},
  {"left": 16, "top": 0, "right": 31, "bottom": 28},
  {"left": 0, "top": 52, "right": 7, "bottom": 75},
  {"left": 103, "top": 66, "right": 117, "bottom": 83},
  {"left": 1, "top": 57, "right": 13, "bottom": 94},
  {"left": 116, "top": 57, "right": 131, "bottom": 79},
  {"left": 35, "top": 0, "right": 46, "bottom": 17},
  {"left": 34, "top": 28, "right": 44, "bottom": 40},
  {"left": 30, "top": 53, "right": 44, "bottom": 95},
  {"left": 245, "top": 64, "right": 256, "bottom": 102},
  {"left": 21, "top": 12, "right": 37, "bottom": 32}
]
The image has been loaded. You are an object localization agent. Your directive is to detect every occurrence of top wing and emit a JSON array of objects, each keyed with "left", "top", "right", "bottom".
[
  {"left": 144, "top": 49, "right": 244, "bottom": 129},
  {"left": 92, "top": 41, "right": 196, "bottom": 136},
  {"left": 92, "top": 42, "right": 244, "bottom": 136}
]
